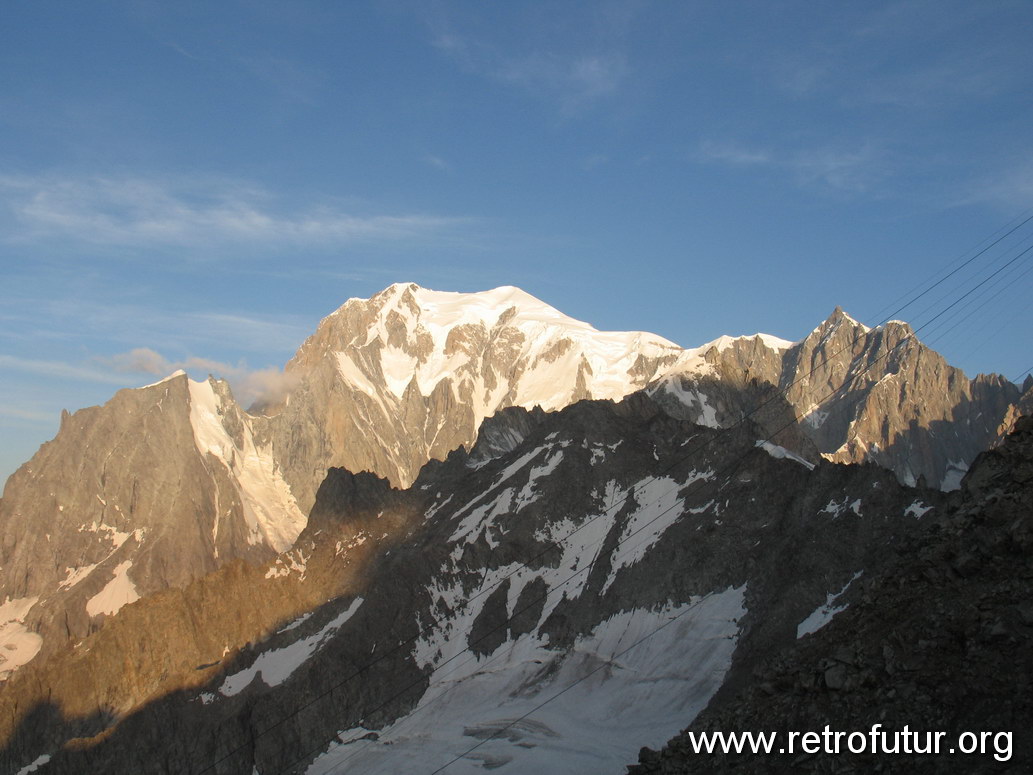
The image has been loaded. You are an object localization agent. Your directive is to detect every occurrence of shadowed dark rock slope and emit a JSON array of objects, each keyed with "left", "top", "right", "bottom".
[{"left": 628, "top": 415, "right": 1033, "bottom": 775}]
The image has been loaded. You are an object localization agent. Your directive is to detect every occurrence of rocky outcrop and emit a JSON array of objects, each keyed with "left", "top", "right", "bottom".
[
  {"left": 661, "top": 308, "right": 1021, "bottom": 490},
  {"left": 0, "top": 374, "right": 300, "bottom": 674},
  {"left": 785, "top": 310, "right": 1019, "bottom": 490},
  {"left": 628, "top": 416, "right": 1033, "bottom": 774},
  {"left": 993, "top": 376, "right": 1033, "bottom": 444}
]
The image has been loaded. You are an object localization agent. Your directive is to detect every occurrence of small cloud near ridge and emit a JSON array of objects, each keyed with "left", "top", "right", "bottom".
[{"left": 103, "top": 347, "right": 298, "bottom": 409}]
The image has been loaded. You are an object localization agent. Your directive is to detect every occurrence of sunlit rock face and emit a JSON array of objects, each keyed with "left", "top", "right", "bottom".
[
  {"left": 0, "top": 373, "right": 301, "bottom": 672},
  {"left": 660, "top": 307, "right": 1021, "bottom": 490},
  {"left": 265, "top": 282, "right": 685, "bottom": 509},
  {"left": 994, "top": 376, "right": 1033, "bottom": 445},
  {"left": 778, "top": 309, "right": 1019, "bottom": 489}
]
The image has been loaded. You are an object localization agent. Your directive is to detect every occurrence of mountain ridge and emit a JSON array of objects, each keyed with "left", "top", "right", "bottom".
[{"left": 0, "top": 283, "right": 1023, "bottom": 689}]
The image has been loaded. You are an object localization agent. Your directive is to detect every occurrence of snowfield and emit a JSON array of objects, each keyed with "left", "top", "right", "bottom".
[{"left": 307, "top": 587, "right": 746, "bottom": 774}]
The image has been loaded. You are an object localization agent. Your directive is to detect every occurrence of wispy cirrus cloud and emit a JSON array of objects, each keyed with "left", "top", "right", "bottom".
[
  {"left": 0, "top": 348, "right": 298, "bottom": 416},
  {"left": 0, "top": 405, "right": 56, "bottom": 423},
  {"left": 431, "top": 28, "right": 629, "bottom": 114},
  {"left": 2, "top": 292, "right": 315, "bottom": 359},
  {"left": 698, "top": 144, "right": 773, "bottom": 166},
  {"left": 757, "top": 0, "right": 1030, "bottom": 115},
  {"left": 697, "top": 140, "right": 887, "bottom": 194},
  {"left": 424, "top": 154, "right": 453, "bottom": 173},
  {"left": 952, "top": 156, "right": 1033, "bottom": 211},
  {"left": 0, "top": 354, "right": 130, "bottom": 385},
  {"left": 0, "top": 174, "right": 472, "bottom": 250},
  {"left": 184, "top": 312, "right": 314, "bottom": 353},
  {"left": 497, "top": 51, "right": 628, "bottom": 111},
  {"left": 237, "top": 55, "right": 325, "bottom": 105},
  {"left": 849, "top": 55, "right": 1014, "bottom": 110}
]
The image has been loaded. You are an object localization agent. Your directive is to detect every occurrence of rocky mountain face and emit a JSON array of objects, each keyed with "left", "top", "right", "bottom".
[
  {"left": 0, "top": 374, "right": 305, "bottom": 675},
  {"left": 995, "top": 375, "right": 1033, "bottom": 444},
  {"left": 264, "top": 282, "right": 685, "bottom": 508},
  {"left": 658, "top": 307, "right": 1021, "bottom": 489},
  {"left": 628, "top": 415, "right": 1033, "bottom": 774},
  {"left": 0, "top": 393, "right": 945, "bottom": 774},
  {"left": 0, "top": 282, "right": 1023, "bottom": 711},
  {"left": 0, "top": 283, "right": 684, "bottom": 680}
]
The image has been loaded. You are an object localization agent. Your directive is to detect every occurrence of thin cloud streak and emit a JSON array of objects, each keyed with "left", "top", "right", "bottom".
[
  {"left": 698, "top": 143, "right": 772, "bottom": 166},
  {"left": 0, "top": 349, "right": 297, "bottom": 422},
  {"left": 424, "top": 155, "right": 453, "bottom": 173},
  {"left": 183, "top": 312, "right": 314, "bottom": 353},
  {"left": 0, "top": 354, "right": 130, "bottom": 385},
  {"left": 696, "top": 141, "right": 886, "bottom": 194},
  {"left": 431, "top": 28, "right": 628, "bottom": 114},
  {"left": 3, "top": 294, "right": 315, "bottom": 357},
  {"left": 849, "top": 55, "right": 1011, "bottom": 110},
  {"left": 498, "top": 51, "right": 628, "bottom": 111},
  {"left": 0, "top": 175, "right": 473, "bottom": 250},
  {"left": 951, "top": 157, "right": 1033, "bottom": 212},
  {"left": 0, "top": 405, "right": 59, "bottom": 424}
]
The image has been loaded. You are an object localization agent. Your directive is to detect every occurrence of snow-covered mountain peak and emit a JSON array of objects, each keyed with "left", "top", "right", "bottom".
[
  {"left": 268, "top": 284, "right": 692, "bottom": 492},
  {"left": 138, "top": 369, "right": 187, "bottom": 389},
  {"left": 336, "top": 282, "right": 682, "bottom": 353},
  {"left": 298, "top": 283, "right": 684, "bottom": 408}
]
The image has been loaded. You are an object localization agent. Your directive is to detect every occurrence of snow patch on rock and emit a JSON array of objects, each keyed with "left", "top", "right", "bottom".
[
  {"left": 661, "top": 378, "right": 721, "bottom": 428},
  {"left": 797, "top": 571, "right": 863, "bottom": 638},
  {"left": 755, "top": 440, "right": 815, "bottom": 469},
  {"left": 14, "top": 754, "right": 51, "bottom": 775},
  {"left": 0, "top": 597, "right": 42, "bottom": 680},
  {"left": 905, "top": 500, "right": 933, "bottom": 519},
  {"left": 86, "top": 561, "right": 140, "bottom": 617},
  {"left": 220, "top": 597, "right": 364, "bottom": 696},
  {"left": 602, "top": 471, "right": 714, "bottom": 594},
  {"left": 941, "top": 459, "right": 969, "bottom": 491},
  {"left": 188, "top": 377, "right": 306, "bottom": 552}
]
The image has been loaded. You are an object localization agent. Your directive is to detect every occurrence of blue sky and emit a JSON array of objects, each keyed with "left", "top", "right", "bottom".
[{"left": 2, "top": 0, "right": 1032, "bottom": 484}]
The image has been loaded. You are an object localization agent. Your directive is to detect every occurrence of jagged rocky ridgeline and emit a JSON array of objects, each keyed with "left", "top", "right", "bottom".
[{"left": 3, "top": 393, "right": 946, "bottom": 773}]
